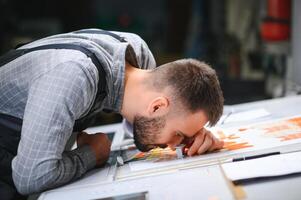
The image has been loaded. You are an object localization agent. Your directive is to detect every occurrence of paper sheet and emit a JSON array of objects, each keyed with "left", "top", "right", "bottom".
[
  {"left": 128, "top": 115, "right": 301, "bottom": 172},
  {"left": 224, "top": 108, "right": 270, "bottom": 123},
  {"left": 222, "top": 151, "right": 301, "bottom": 181}
]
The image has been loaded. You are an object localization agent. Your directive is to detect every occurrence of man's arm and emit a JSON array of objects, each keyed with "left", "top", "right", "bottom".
[{"left": 12, "top": 60, "right": 99, "bottom": 195}]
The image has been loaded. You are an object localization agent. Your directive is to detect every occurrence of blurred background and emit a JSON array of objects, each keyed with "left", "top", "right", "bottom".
[{"left": 0, "top": 0, "right": 300, "bottom": 124}]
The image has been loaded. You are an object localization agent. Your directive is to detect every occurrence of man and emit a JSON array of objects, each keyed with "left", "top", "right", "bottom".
[{"left": 0, "top": 28, "right": 224, "bottom": 199}]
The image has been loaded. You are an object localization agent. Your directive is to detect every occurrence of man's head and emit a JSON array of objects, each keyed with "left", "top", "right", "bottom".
[{"left": 126, "top": 59, "right": 224, "bottom": 152}]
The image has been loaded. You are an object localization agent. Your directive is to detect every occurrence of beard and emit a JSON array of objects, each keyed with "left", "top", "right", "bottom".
[{"left": 133, "top": 115, "right": 167, "bottom": 152}]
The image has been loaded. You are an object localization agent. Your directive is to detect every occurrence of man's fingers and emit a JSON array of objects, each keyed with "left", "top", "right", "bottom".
[
  {"left": 208, "top": 137, "right": 216, "bottom": 152},
  {"left": 197, "top": 134, "right": 213, "bottom": 154},
  {"left": 216, "top": 139, "right": 224, "bottom": 149},
  {"left": 187, "top": 131, "right": 205, "bottom": 156},
  {"left": 77, "top": 132, "right": 88, "bottom": 147},
  {"left": 208, "top": 134, "right": 223, "bottom": 152},
  {"left": 187, "top": 129, "right": 224, "bottom": 156}
]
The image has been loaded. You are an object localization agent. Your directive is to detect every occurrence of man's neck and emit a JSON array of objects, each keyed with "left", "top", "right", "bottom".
[{"left": 121, "top": 62, "right": 151, "bottom": 123}]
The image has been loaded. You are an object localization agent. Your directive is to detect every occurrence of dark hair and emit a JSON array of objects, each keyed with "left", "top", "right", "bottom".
[{"left": 151, "top": 58, "right": 224, "bottom": 126}]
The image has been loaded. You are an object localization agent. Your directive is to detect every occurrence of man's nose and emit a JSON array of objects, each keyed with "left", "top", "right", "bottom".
[
  {"left": 167, "top": 143, "right": 176, "bottom": 150},
  {"left": 167, "top": 140, "right": 181, "bottom": 150}
]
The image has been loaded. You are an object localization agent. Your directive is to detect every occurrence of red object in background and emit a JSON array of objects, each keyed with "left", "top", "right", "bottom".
[
  {"left": 267, "top": 0, "right": 291, "bottom": 19},
  {"left": 261, "top": 0, "right": 291, "bottom": 41},
  {"left": 118, "top": 13, "right": 131, "bottom": 28},
  {"left": 261, "top": 22, "right": 290, "bottom": 41}
]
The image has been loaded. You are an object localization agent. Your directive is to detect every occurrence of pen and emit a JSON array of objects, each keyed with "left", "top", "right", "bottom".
[
  {"left": 175, "top": 144, "right": 185, "bottom": 159},
  {"left": 221, "top": 111, "right": 233, "bottom": 125},
  {"left": 232, "top": 152, "right": 280, "bottom": 162}
]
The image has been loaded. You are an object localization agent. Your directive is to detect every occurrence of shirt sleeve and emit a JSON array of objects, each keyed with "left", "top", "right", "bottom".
[
  {"left": 124, "top": 32, "right": 156, "bottom": 70},
  {"left": 12, "top": 59, "right": 98, "bottom": 195},
  {"left": 139, "top": 39, "right": 157, "bottom": 69}
]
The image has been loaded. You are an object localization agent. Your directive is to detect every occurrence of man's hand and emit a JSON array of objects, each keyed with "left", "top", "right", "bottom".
[
  {"left": 77, "top": 132, "right": 111, "bottom": 167},
  {"left": 186, "top": 128, "right": 224, "bottom": 156}
]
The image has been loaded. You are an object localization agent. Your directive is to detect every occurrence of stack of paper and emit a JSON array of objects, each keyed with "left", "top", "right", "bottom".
[{"left": 222, "top": 151, "right": 301, "bottom": 181}]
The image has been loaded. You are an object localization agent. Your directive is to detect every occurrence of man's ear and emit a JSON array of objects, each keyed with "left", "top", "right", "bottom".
[{"left": 147, "top": 97, "right": 169, "bottom": 117}]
